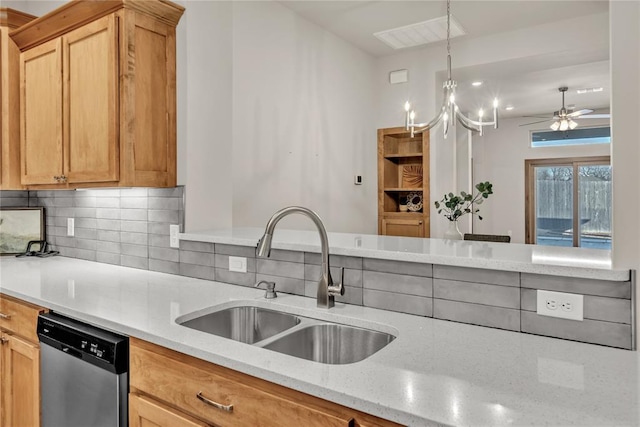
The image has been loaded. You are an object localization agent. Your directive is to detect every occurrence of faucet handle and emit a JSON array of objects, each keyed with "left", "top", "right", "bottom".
[
  {"left": 328, "top": 267, "right": 345, "bottom": 297},
  {"left": 255, "top": 280, "right": 277, "bottom": 299}
]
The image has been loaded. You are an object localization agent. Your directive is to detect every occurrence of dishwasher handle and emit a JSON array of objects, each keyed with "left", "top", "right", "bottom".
[{"left": 61, "top": 346, "right": 83, "bottom": 359}]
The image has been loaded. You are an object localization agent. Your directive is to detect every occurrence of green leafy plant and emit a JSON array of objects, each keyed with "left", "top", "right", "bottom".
[{"left": 434, "top": 181, "right": 493, "bottom": 221}]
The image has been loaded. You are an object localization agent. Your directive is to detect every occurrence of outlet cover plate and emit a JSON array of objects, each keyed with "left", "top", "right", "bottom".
[
  {"left": 67, "top": 218, "right": 75, "bottom": 237},
  {"left": 229, "top": 256, "right": 247, "bottom": 273},
  {"left": 169, "top": 224, "right": 180, "bottom": 248},
  {"left": 536, "top": 289, "right": 584, "bottom": 321}
]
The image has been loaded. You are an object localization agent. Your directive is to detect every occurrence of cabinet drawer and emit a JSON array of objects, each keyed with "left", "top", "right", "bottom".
[
  {"left": 0, "top": 294, "right": 45, "bottom": 342},
  {"left": 130, "top": 339, "right": 353, "bottom": 427}
]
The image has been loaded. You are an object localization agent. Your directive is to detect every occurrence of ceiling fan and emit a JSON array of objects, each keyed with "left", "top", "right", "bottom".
[{"left": 521, "top": 87, "right": 610, "bottom": 130}]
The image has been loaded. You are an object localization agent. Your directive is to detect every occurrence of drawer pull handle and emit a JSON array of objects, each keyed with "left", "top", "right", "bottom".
[
  {"left": 196, "top": 392, "right": 233, "bottom": 413},
  {"left": 0, "top": 312, "right": 11, "bottom": 320}
]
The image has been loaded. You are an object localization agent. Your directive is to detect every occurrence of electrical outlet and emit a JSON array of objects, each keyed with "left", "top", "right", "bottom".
[
  {"left": 537, "top": 290, "right": 583, "bottom": 321},
  {"left": 229, "top": 256, "right": 247, "bottom": 273},
  {"left": 169, "top": 224, "right": 180, "bottom": 248},
  {"left": 67, "top": 218, "right": 75, "bottom": 237}
]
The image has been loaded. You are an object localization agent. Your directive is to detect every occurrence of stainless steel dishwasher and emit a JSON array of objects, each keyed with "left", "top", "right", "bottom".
[{"left": 37, "top": 312, "right": 129, "bottom": 427}]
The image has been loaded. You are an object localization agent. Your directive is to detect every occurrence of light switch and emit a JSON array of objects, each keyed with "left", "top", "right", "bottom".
[{"left": 229, "top": 256, "right": 247, "bottom": 273}]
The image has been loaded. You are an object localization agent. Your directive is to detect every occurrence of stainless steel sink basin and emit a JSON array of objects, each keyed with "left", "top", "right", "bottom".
[
  {"left": 178, "top": 306, "right": 300, "bottom": 344},
  {"left": 262, "top": 323, "right": 395, "bottom": 364}
]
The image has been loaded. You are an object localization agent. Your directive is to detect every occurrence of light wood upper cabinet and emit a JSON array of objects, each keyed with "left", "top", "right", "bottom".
[
  {"left": 11, "top": 0, "right": 183, "bottom": 189},
  {"left": 0, "top": 8, "right": 37, "bottom": 190}
]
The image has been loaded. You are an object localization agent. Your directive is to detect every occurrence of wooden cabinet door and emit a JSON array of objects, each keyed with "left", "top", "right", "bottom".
[
  {"left": 63, "top": 15, "right": 118, "bottom": 184},
  {"left": 130, "top": 394, "right": 210, "bottom": 427},
  {"left": 382, "top": 218, "right": 425, "bottom": 238},
  {"left": 1, "top": 334, "right": 39, "bottom": 427},
  {"left": 20, "top": 38, "right": 63, "bottom": 186}
]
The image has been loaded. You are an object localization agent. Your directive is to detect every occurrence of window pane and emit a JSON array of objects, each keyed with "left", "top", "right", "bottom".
[
  {"left": 535, "top": 166, "right": 573, "bottom": 247},
  {"left": 578, "top": 165, "right": 612, "bottom": 249},
  {"left": 531, "top": 127, "right": 610, "bottom": 148}
]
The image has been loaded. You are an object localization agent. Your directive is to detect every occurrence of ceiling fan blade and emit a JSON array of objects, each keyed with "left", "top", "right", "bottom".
[
  {"left": 521, "top": 115, "right": 552, "bottom": 119},
  {"left": 567, "top": 109, "right": 593, "bottom": 117},
  {"left": 519, "top": 119, "right": 551, "bottom": 127},
  {"left": 576, "top": 114, "right": 610, "bottom": 119}
]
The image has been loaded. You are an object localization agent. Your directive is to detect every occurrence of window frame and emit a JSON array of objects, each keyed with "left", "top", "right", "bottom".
[{"left": 529, "top": 126, "right": 611, "bottom": 148}]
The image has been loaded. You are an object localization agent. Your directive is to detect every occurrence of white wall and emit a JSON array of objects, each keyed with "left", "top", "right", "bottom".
[{"left": 375, "top": 12, "right": 609, "bottom": 238}]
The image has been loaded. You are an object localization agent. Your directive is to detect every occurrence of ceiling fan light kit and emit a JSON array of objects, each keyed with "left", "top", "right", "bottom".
[{"left": 403, "top": 0, "right": 498, "bottom": 139}]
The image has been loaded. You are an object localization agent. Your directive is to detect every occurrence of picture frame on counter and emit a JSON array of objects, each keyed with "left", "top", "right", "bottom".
[{"left": 0, "top": 207, "right": 45, "bottom": 255}]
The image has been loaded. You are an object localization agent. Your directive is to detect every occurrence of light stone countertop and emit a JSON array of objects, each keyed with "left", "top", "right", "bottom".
[
  {"left": 179, "top": 228, "right": 629, "bottom": 281},
  {"left": 1, "top": 257, "right": 638, "bottom": 426}
]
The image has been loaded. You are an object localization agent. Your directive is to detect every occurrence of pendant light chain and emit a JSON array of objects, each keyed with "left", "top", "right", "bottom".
[{"left": 446, "top": 0, "right": 451, "bottom": 57}]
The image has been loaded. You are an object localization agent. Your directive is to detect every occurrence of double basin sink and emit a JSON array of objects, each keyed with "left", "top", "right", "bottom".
[{"left": 176, "top": 304, "right": 396, "bottom": 365}]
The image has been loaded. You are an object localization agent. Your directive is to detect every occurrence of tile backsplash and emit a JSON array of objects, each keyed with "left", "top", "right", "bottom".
[{"left": 0, "top": 188, "right": 634, "bottom": 350}]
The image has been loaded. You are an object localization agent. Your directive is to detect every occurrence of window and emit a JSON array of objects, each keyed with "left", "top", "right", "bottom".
[
  {"left": 525, "top": 156, "right": 611, "bottom": 249},
  {"left": 531, "top": 127, "right": 610, "bottom": 148}
]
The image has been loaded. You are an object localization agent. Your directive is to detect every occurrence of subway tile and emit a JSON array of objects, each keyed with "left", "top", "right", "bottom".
[
  {"left": 76, "top": 239, "right": 98, "bottom": 251},
  {"left": 72, "top": 248, "right": 97, "bottom": 262},
  {"left": 0, "top": 190, "right": 28, "bottom": 198},
  {"left": 433, "top": 279, "right": 520, "bottom": 309},
  {"left": 305, "top": 264, "right": 363, "bottom": 287},
  {"left": 49, "top": 216, "right": 67, "bottom": 227},
  {"left": 95, "top": 197, "right": 120, "bottom": 208},
  {"left": 304, "top": 252, "right": 362, "bottom": 269},
  {"left": 148, "top": 197, "right": 182, "bottom": 210},
  {"left": 51, "top": 197, "right": 73, "bottom": 207},
  {"left": 521, "top": 311, "right": 632, "bottom": 349},
  {"left": 47, "top": 226, "right": 66, "bottom": 237},
  {"left": 257, "top": 259, "right": 304, "bottom": 280},
  {"left": 53, "top": 190, "right": 75, "bottom": 198},
  {"left": 433, "top": 299, "right": 520, "bottom": 332},
  {"left": 120, "top": 209, "right": 148, "bottom": 221},
  {"left": 148, "top": 223, "right": 169, "bottom": 235},
  {"left": 96, "top": 241, "right": 121, "bottom": 254},
  {"left": 0, "top": 198, "right": 29, "bottom": 207},
  {"left": 215, "top": 244, "right": 256, "bottom": 258},
  {"left": 256, "top": 273, "right": 304, "bottom": 296},
  {"left": 149, "top": 247, "right": 180, "bottom": 262},
  {"left": 180, "top": 250, "right": 214, "bottom": 266},
  {"left": 363, "top": 271, "right": 432, "bottom": 297},
  {"left": 55, "top": 207, "right": 74, "bottom": 217},
  {"left": 120, "top": 232, "right": 148, "bottom": 246},
  {"left": 57, "top": 246, "right": 74, "bottom": 257},
  {"left": 120, "top": 188, "right": 148, "bottom": 197},
  {"left": 121, "top": 221, "right": 148, "bottom": 234},
  {"left": 96, "top": 251, "right": 121, "bottom": 265},
  {"left": 54, "top": 236, "right": 76, "bottom": 248},
  {"left": 521, "top": 289, "right": 632, "bottom": 324},
  {"left": 148, "top": 187, "right": 184, "bottom": 198},
  {"left": 364, "top": 289, "right": 432, "bottom": 317},
  {"left": 521, "top": 273, "right": 631, "bottom": 299},
  {"left": 179, "top": 240, "right": 214, "bottom": 253},
  {"left": 73, "top": 197, "right": 97, "bottom": 208},
  {"left": 214, "top": 269, "right": 256, "bottom": 287},
  {"left": 75, "top": 218, "right": 97, "bottom": 229},
  {"left": 214, "top": 254, "right": 256, "bottom": 272},
  {"left": 97, "top": 230, "right": 121, "bottom": 243},
  {"left": 149, "top": 234, "right": 170, "bottom": 248},
  {"left": 120, "top": 197, "right": 148, "bottom": 209},
  {"left": 148, "top": 209, "right": 180, "bottom": 223},
  {"left": 96, "top": 208, "right": 121, "bottom": 220},
  {"left": 305, "top": 282, "right": 363, "bottom": 306},
  {"left": 121, "top": 244, "right": 148, "bottom": 258},
  {"left": 121, "top": 255, "right": 148, "bottom": 270},
  {"left": 363, "top": 258, "right": 432, "bottom": 277},
  {"left": 149, "top": 259, "right": 180, "bottom": 275},
  {"left": 433, "top": 265, "right": 519, "bottom": 287},
  {"left": 267, "top": 248, "right": 304, "bottom": 263},
  {"left": 75, "top": 228, "right": 97, "bottom": 240},
  {"left": 96, "top": 219, "right": 120, "bottom": 231},
  {"left": 73, "top": 208, "right": 97, "bottom": 218},
  {"left": 84, "top": 189, "right": 120, "bottom": 197},
  {"left": 179, "top": 263, "right": 214, "bottom": 281}
]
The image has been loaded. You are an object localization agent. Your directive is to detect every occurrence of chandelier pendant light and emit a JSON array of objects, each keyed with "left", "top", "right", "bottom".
[
  {"left": 403, "top": 0, "right": 498, "bottom": 138},
  {"left": 550, "top": 87, "right": 579, "bottom": 131}
]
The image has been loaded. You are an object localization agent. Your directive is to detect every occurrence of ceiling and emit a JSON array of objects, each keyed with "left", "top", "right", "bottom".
[{"left": 279, "top": 0, "right": 611, "bottom": 119}]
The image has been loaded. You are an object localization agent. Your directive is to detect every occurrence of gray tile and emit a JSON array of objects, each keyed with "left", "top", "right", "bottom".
[
  {"left": 521, "top": 311, "right": 632, "bottom": 349},
  {"left": 73, "top": 208, "right": 97, "bottom": 218},
  {"left": 256, "top": 273, "right": 305, "bottom": 296},
  {"left": 120, "top": 232, "right": 148, "bottom": 246},
  {"left": 257, "top": 259, "right": 304, "bottom": 280},
  {"left": 363, "top": 258, "right": 432, "bottom": 277},
  {"left": 0, "top": 198, "right": 31, "bottom": 207},
  {"left": 148, "top": 223, "right": 169, "bottom": 235},
  {"left": 121, "top": 197, "right": 148, "bottom": 209},
  {"left": 180, "top": 240, "right": 214, "bottom": 253},
  {"left": 216, "top": 244, "right": 256, "bottom": 258},
  {"left": 149, "top": 259, "right": 180, "bottom": 275},
  {"left": 84, "top": 189, "right": 120, "bottom": 197},
  {"left": 57, "top": 246, "right": 74, "bottom": 257},
  {"left": 0, "top": 190, "right": 28, "bottom": 198},
  {"left": 214, "top": 254, "right": 256, "bottom": 272},
  {"left": 97, "top": 230, "right": 121, "bottom": 243},
  {"left": 149, "top": 234, "right": 171, "bottom": 248},
  {"left": 96, "top": 208, "right": 120, "bottom": 220},
  {"left": 148, "top": 209, "right": 180, "bottom": 223},
  {"left": 54, "top": 190, "right": 75, "bottom": 198},
  {"left": 95, "top": 197, "right": 120, "bottom": 208},
  {"left": 179, "top": 263, "right": 214, "bottom": 281},
  {"left": 121, "top": 209, "right": 148, "bottom": 221},
  {"left": 121, "top": 221, "right": 148, "bottom": 234},
  {"left": 55, "top": 207, "right": 74, "bottom": 217},
  {"left": 72, "top": 248, "right": 97, "bottom": 262},
  {"left": 75, "top": 218, "right": 97, "bottom": 229},
  {"left": 305, "top": 282, "right": 363, "bottom": 306},
  {"left": 54, "top": 236, "right": 76, "bottom": 247},
  {"left": 214, "top": 269, "right": 256, "bottom": 287},
  {"left": 305, "top": 264, "right": 363, "bottom": 287},
  {"left": 96, "top": 241, "right": 121, "bottom": 254},
  {"left": 76, "top": 239, "right": 97, "bottom": 251},
  {"left": 148, "top": 187, "right": 184, "bottom": 198},
  {"left": 96, "top": 219, "right": 120, "bottom": 231},
  {"left": 149, "top": 247, "right": 180, "bottom": 262},
  {"left": 75, "top": 228, "right": 97, "bottom": 240},
  {"left": 304, "top": 252, "right": 362, "bottom": 269},
  {"left": 47, "top": 226, "right": 66, "bottom": 237},
  {"left": 363, "top": 271, "right": 432, "bottom": 297},
  {"left": 120, "top": 188, "right": 148, "bottom": 197},
  {"left": 363, "top": 289, "right": 432, "bottom": 317},
  {"left": 433, "top": 265, "right": 519, "bottom": 287},
  {"left": 73, "top": 197, "right": 97, "bottom": 208},
  {"left": 121, "top": 255, "right": 148, "bottom": 270},
  {"left": 521, "top": 273, "right": 631, "bottom": 299},
  {"left": 148, "top": 197, "right": 182, "bottom": 210},
  {"left": 268, "top": 249, "right": 304, "bottom": 263},
  {"left": 96, "top": 251, "right": 121, "bottom": 265},
  {"left": 49, "top": 216, "right": 67, "bottom": 227},
  {"left": 121, "top": 244, "right": 148, "bottom": 258},
  {"left": 180, "top": 250, "right": 214, "bottom": 266},
  {"left": 434, "top": 279, "right": 520, "bottom": 309},
  {"left": 521, "top": 289, "right": 632, "bottom": 324},
  {"left": 433, "top": 299, "right": 520, "bottom": 331},
  {"left": 51, "top": 197, "right": 73, "bottom": 207}
]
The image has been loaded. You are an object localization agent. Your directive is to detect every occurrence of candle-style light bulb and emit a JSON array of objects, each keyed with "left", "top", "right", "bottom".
[
  {"left": 404, "top": 101, "right": 411, "bottom": 112},
  {"left": 410, "top": 110, "right": 415, "bottom": 121},
  {"left": 493, "top": 98, "right": 499, "bottom": 129},
  {"left": 478, "top": 109, "right": 484, "bottom": 118},
  {"left": 493, "top": 98, "right": 499, "bottom": 108}
]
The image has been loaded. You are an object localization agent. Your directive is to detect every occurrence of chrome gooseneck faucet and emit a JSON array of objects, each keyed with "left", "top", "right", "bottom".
[{"left": 256, "top": 206, "right": 344, "bottom": 308}]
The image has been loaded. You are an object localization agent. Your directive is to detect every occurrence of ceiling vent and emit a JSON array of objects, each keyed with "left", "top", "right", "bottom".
[{"left": 374, "top": 15, "right": 465, "bottom": 50}]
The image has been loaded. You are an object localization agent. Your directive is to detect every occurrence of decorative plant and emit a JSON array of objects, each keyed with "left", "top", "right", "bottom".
[{"left": 434, "top": 181, "right": 493, "bottom": 221}]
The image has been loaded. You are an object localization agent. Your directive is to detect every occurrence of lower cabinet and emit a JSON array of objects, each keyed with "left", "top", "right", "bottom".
[
  {"left": 381, "top": 217, "right": 426, "bottom": 238},
  {"left": 130, "top": 338, "right": 402, "bottom": 427}
]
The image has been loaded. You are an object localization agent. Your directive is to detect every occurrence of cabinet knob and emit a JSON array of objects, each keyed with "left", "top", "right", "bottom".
[
  {"left": 0, "top": 336, "right": 8, "bottom": 345},
  {"left": 418, "top": 221, "right": 423, "bottom": 225}
]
